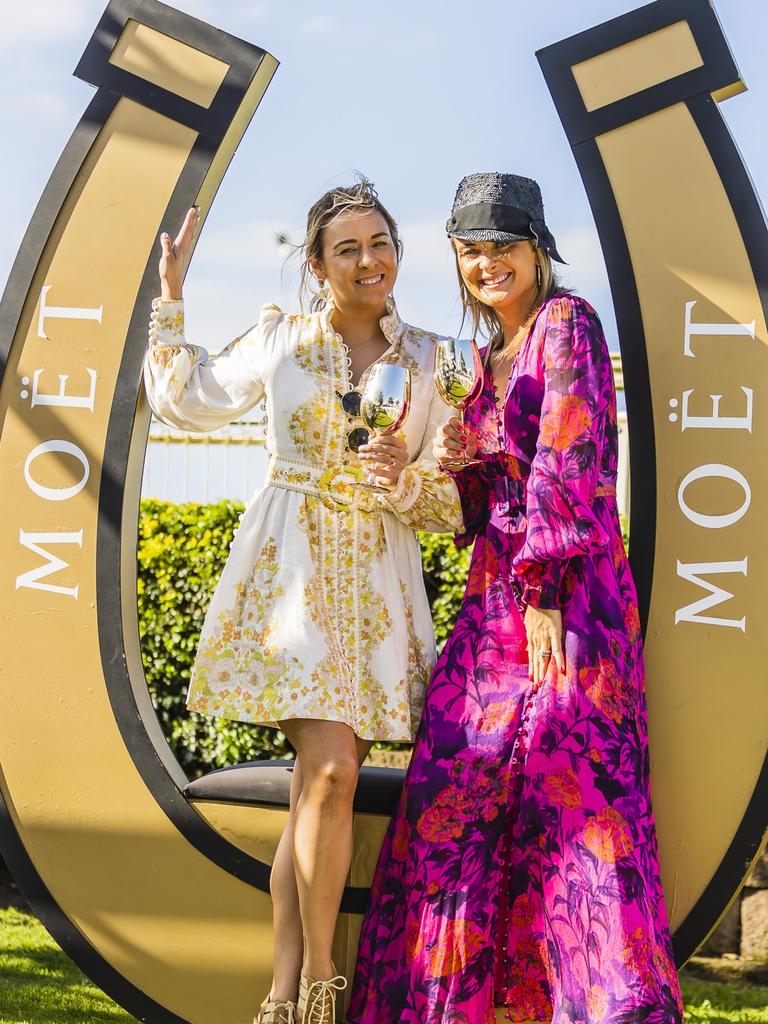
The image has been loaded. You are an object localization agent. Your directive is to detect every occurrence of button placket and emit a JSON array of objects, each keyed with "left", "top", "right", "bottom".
[{"left": 494, "top": 675, "right": 543, "bottom": 1006}]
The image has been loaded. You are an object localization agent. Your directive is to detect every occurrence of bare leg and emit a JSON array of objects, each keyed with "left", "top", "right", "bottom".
[
  {"left": 264, "top": 759, "right": 304, "bottom": 1005},
  {"left": 279, "top": 720, "right": 372, "bottom": 982},
  {"left": 264, "top": 726, "right": 371, "bottom": 1010}
]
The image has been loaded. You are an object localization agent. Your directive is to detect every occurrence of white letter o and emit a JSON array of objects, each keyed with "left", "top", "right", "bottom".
[
  {"left": 677, "top": 463, "right": 751, "bottom": 529},
  {"left": 24, "top": 440, "right": 90, "bottom": 501}
]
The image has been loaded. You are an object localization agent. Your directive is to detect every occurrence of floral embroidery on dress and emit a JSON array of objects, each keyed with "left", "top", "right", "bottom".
[
  {"left": 289, "top": 392, "right": 333, "bottom": 463},
  {"left": 190, "top": 538, "right": 307, "bottom": 721},
  {"left": 150, "top": 346, "right": 180, "bottom": 370},
  {"left": 293, "top": 320, "right": 334, "bottom": 378},
  {"left": 150, "top": 298, "right": 185, "bottom": 341}
]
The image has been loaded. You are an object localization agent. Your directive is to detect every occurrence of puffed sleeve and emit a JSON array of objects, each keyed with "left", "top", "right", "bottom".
[
  {"left": 377, "top": 380, "right": 464, "bottom": 535},
  {"left": 512, "top": 296, "right": 611, "bottom": 608},
  {"left": 143, "top": 297, "right": 282, "bottom": 431}
]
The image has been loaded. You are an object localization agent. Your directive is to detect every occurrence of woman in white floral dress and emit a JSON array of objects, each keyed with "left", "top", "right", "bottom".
[{"left": 143, "top": 179, "right": 462, "bottom": 1024}]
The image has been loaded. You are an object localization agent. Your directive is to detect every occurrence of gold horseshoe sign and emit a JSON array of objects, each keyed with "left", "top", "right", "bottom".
[
  {"left": 538, "top": 0, "right": 768, "bottom": 963},
  {"left": 0, "top": 0, "right": 766, "bottom": 1021}
]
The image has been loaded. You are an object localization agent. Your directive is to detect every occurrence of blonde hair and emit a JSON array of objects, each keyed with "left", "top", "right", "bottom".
[
  {"left": 298, "top": 177, "right": 402, "bottom": 312},
  {"left": 453, "top": 241, "right": 564, "bottom": 362}
]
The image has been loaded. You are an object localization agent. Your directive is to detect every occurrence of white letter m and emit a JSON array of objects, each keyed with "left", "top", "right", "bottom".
[
  {"left": 15, "top": 530, "right": 84, "bottom": 599},
  {"left": 675, "top": 558, "right": 747, "bottom": 631}
]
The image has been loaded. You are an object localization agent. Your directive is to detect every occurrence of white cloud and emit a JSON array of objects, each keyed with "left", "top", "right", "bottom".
[
  {"left": 192, "top": 216, "right": 299, "bottom": 272},
  {"left": 299, "top": 14, "right": 341, "bottom": 37},
  {"left": 235, "top": 3, "right": 271, "bottom": 24},
  {"left": 398, "top": 217, "right": 456, "bottom": 276},
  {"left": 183, "top": 217, "right": 302, "bottom": 340},
  {"left": 556, "top": 223, "right": 609, "bottom": 299},
  {"left": 0, "top": 0, "right": 272, "bottom": 49},
  {"left": 12, "top": 91, "right": 76, "bottom": 122},
  {"left": 2, "top": 2, "right": 91, "bottom": 45},
  {"left": 392, "top": 218, "right": 465, "bottom": 335}
]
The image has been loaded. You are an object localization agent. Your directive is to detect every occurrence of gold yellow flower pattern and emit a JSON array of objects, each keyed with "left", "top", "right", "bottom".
[
  {"left": 143, "top": 295, "right": 462, "bottom": 741},
  {"left": 190, "top": 538, "right": 307, "bottom": 721}
]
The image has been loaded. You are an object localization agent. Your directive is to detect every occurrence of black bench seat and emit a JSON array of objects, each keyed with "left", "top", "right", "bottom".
[{"left": 184, "top": 760, "right": 406, "bottom": 817}]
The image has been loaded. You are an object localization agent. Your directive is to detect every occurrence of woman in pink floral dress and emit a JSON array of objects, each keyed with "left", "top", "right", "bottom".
[{"left": 349, "top": 173, "right": 683, "bottom": 1023}]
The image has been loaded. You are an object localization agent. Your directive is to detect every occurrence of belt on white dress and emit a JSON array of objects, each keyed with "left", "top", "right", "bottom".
[{"left": 265, "top": 455, "right": 379, "bottom": 513}]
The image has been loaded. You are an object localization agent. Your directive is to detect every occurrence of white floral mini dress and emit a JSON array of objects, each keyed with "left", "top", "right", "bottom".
[{"left": 143, "top": 296, "right": 462, "bottom": 742}]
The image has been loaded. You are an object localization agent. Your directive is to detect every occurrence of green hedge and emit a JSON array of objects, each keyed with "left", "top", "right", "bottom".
[{"left": 138, "top": 500, "right": 468, "bottom": 778}]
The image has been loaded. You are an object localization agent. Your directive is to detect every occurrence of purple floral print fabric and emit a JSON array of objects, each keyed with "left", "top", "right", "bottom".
[{"left": 348, "top": 295, "right": 683, "bottom": 1024}]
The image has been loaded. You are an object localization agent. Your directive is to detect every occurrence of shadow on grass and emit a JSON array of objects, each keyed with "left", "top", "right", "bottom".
[{"left": 0, "top": 908, "right": 136, "bottom": 1024}]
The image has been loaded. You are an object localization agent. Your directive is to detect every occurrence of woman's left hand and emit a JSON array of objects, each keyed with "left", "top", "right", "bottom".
[
  {"left": 358, "top": 434, "right": 409, "bottom": 489},
  {"left": 524, "top": 605, "right": 566, "bottom": 685}
]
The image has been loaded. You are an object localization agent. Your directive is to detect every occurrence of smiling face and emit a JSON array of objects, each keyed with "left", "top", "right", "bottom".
[
  {"left": 454, "top": 238, "right": 539, "bottom": 317},
  {"left": 311, "top": 209, "right": 398, "bottom": 315}
]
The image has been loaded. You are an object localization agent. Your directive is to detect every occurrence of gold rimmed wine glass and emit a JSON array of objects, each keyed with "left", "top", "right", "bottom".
[
  {"left": 356, "top": 362, "right": 411, "bottom": 493},
  {"left": 434, "top": 337, "right": 484, "bottom": 468}
]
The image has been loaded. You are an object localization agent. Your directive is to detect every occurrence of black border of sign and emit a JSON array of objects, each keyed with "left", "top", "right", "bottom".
[
  {"left": 74, "top": 0, "right": 269, "bottom": 143},
  {"left": 0, "top": 0, "right": 284, "bottom": 1019},
  {"left": 537, "top": 0, "right": 741, "bottom": 146},
  {"left": 0, "top": 85, "right": 188, "bottom": 1023},
  {"left": 538, "top": 0, "right": 767, "bottom": 964}
]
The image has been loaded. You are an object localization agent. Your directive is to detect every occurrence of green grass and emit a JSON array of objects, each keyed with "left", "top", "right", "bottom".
[
  {"left": 681, "top": 977, "right": 768, "bottom": 1023},
  {"left": 0, "top": 907, "right": 136, "bottom": 1024},
  {"left": 1, "top": 904, "right": 767, "bottom": 1022}
]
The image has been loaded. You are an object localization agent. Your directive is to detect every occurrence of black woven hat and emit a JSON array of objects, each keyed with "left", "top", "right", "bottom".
[{"left": 446, "top": 171, "right": 566, "bottom": 263}]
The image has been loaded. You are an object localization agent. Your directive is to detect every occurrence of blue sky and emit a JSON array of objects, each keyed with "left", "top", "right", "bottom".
[{"left": 2, "top": 0, "right": 767, "bottom": 355}]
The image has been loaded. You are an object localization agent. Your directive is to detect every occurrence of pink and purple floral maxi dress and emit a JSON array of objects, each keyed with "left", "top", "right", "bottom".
[{"left": 349, "top": 295, "right": 683, "bottom": 1024}]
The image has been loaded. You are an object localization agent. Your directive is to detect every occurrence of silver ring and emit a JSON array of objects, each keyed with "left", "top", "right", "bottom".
[{"left": 537, "top": 649, "right": 552, "bottom": 658}]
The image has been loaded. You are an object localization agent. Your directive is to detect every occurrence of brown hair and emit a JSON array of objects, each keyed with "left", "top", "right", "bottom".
[
  {"left": 298, "top": 177, "right": 402, "bottom": 312},
  {"left": 453, "top": 241, "right": 565, "bottom": 361}
]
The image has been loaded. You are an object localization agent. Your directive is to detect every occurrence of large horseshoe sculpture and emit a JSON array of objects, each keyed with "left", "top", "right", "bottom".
[
  {"left": 538, "top": 0, "right": 768, "bottom": 965},
  {"left": 0, "top": 1, "right": 765, "bottom": 1022}
]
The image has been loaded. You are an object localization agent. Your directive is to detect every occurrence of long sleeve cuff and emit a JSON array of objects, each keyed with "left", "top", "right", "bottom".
[
  {"left": 518, "top": 560, "right": 564, "bottom": 610},
  {"left": 448, "top": 463, "right": 489, "bottom": 548},
  {"left": 378, "top": 464, "right": 422, "bottom": 515},
  {"left": 376, "top": 462, "right": 463, "bottom": 533},
  {"left": 149, "top": 297, "right": 186, "bottom": 346}
]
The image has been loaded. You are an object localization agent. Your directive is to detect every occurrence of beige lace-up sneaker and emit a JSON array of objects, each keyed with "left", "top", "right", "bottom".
[
  {"left": 255, "top": 998, "right": 297, "bottom": 1024},
  {"left": 297, "top": 973, "right": 347, "bottom": 1024}
]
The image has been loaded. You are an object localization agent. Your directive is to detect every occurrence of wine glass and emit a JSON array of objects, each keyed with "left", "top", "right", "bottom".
[
  {"left": 356, "top": 363, "right": 411, "bottom": 493},
  {"left": 434, "top": 337, "right": 484, "bottom": 468}
]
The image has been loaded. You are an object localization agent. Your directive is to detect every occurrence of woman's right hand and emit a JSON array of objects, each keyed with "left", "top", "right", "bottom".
[
  {"left": 159, "top": 207, "right": 199, "bottom": 300},
  {"left": 434, "top": 416, "right": 478, "bottom": 467}
]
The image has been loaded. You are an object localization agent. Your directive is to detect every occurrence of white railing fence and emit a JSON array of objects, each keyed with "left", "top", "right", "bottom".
[{"left": 141, "top": 354, "right": 630, "bottom": 518}]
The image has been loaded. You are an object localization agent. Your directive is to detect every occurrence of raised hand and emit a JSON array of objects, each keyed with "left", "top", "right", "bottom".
[{"left": 159, "top": 207, "right": 199, "bottom": 300}]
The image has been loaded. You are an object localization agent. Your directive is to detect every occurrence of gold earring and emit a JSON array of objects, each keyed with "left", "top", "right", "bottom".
[{"left": 536, "top": 263, "right": 542, "bottom": 288}]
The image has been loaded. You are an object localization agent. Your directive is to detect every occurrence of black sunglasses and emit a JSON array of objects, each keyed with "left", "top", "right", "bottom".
[{"left": 337, "top": 390, "right": 370, "bottom": 453}]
